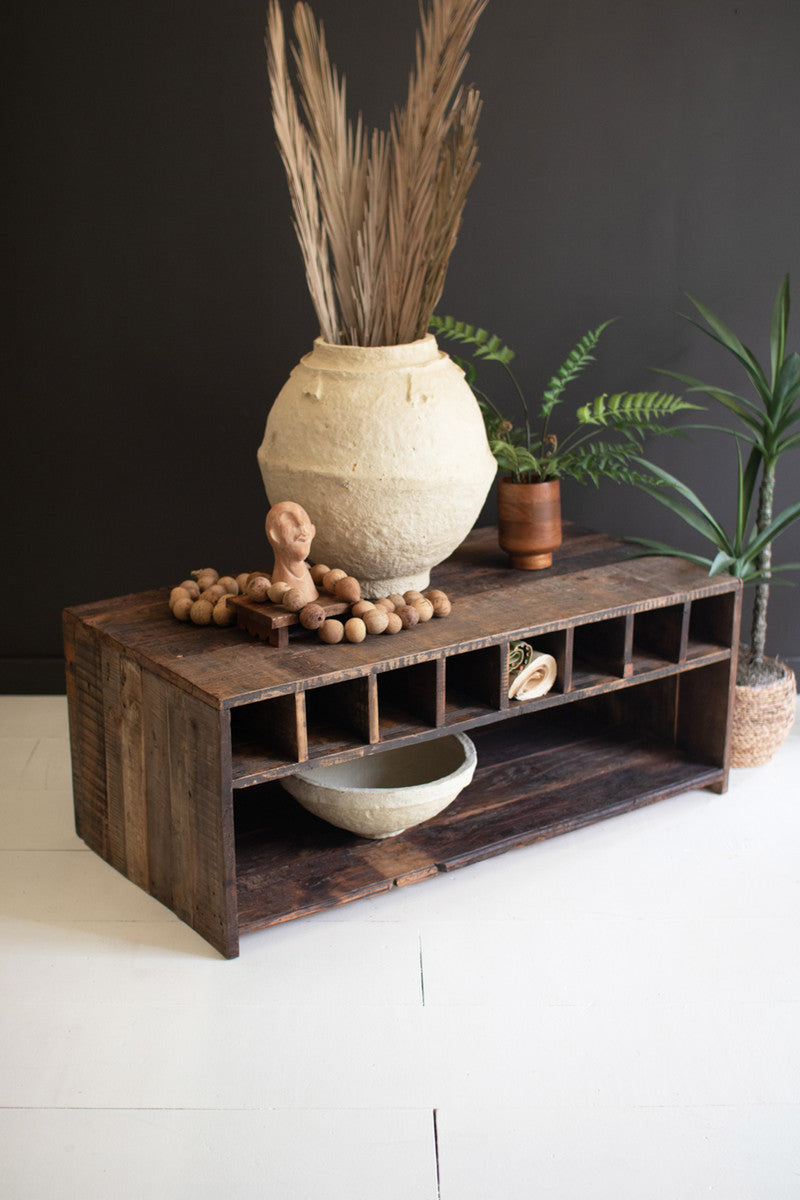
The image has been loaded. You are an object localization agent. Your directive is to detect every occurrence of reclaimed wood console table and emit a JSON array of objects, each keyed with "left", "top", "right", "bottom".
[{"left": 63, "top": 527, "right": 741, "bottom": 958}]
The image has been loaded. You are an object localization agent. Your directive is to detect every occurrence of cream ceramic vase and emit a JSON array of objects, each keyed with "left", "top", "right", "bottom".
[{"left": 258, "top": 334, "right": 496, "bottom": 596}]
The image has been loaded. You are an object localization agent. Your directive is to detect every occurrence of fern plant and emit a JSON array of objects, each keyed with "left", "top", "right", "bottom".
[{"left": 429, "top": 316, "right": 700, "bottom": 484}]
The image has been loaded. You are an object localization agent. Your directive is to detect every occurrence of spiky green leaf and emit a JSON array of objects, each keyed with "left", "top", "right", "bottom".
[
  {"left": 682, "top": 293, "right": 771, "bottom": 398},
  {"left": 770, "top": 274, "right": 790, "bottom": 389}
]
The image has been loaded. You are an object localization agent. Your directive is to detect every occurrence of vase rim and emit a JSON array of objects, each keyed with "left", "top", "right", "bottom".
[
  {"left": 498, "top": 475, "right": 561, "bottom": 489},
  {"left": 305, "top": 333, "right": 441, "bottom": 371},
  {"left": 312, "top": 333, "right": 436, "bottom": 352}
]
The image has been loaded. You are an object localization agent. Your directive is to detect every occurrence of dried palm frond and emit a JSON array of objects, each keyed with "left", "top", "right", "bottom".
[
  {"left": 266, "top": 0, "right": 486, "bottom": 346},
  {"left": 290, "top": 3, "right": 369, "bottom": 343},
  {"left": 385, "top": 0, "right": 487, "bottom": 344},
  {"left": 352, "top": 128, "right": 389, "bottom": 347},
  {"left": 266, "top": 1, "right": 338, "bottom": 341}
]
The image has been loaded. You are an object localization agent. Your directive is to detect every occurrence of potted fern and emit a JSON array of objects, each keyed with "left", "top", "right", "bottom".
[
  {"left": 631, "top": 275, "right": 800, "bottom": 765},
  {"left": 430, "top": 316, "right": 697, "bottom": 568},
  {"left": 260, "top": 0, "right": 496, "bottom": 597}
]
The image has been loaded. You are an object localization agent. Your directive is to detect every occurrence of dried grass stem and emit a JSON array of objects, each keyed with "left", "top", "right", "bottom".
[{"left": 266, "top": 0, "right": 486, "bottom": 346}]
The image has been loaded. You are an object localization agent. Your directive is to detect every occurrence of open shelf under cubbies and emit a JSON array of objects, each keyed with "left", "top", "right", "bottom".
[{"left": 63, "top": 525, "right": 741, "bottom": 957}]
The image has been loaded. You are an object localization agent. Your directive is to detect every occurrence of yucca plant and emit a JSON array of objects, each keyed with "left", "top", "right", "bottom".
[
  {"left": 634, "top": 275, "right": 800, "bottom": 683},
  {"left": 429, "top": 315, "right": 699, "bottom": 484}
]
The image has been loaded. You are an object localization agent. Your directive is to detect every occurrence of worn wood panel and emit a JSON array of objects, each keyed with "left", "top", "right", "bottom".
[
  {"left": 675, "top": 659, "right": 734, "bottom": 785},
  {"left": 63, "top": 613, "right": 109, "bottom": 857},
  {"left": 141, "top": 667, "right": 175, "bottom": 914},
  {"left": 162, "top": 684, "right": 238, "bottom": 957},
  {"left": 576, "top": 677, "right": 680, "bottom": 748},
  {"left": 100, "top": 647, "right": 149, "bottom": 889}
]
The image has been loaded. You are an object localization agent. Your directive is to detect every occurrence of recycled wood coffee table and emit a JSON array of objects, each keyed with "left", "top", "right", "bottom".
[{"left": 63, "top": 526, "right": 742, "bottom": 958}]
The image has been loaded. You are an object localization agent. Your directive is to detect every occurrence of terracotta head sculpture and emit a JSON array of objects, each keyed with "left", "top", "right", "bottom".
[{"left": 265, "top": 500, "right": 319, "bottom": 604}]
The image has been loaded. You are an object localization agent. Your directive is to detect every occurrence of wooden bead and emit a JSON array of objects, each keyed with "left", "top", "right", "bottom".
[
  {"left": 179, "top": 579, "right": 200, "bottom": 600},
  {"left": 373, "top": 597, "right": 395, "bottom": 612},
  {"left": 299, "top": 603, "right": 326, "bottom": 630},
  {"left": 384, "top": 612, "right": 403, "bottom": 634},
  {"left": 363, "top": 608, "right": 389, "bottom": 635},
  {"left": 281, "top": 587, "right": 306, "bottom": 613},
  {"left": 310, "top": 563, "right": 330, "bottom": 585},
  {"left": 189, "top": 599, "right": 214, "bottom": 626},
  {"left": 319, "top": 619, "right": 345, "bottom": 644},
  {"left": 344, "top": 617, "right": 367, "bottom": 643},
  {"left": 388, "top": 594, "right": 406, "bottom": 610},
  {"left": 426, "top": 589, "right": 452, "bottom": 617},
  {"left": 235, "top": 573, "right": 251, "bottom": 593},
  {"left": 216, "top": 576, "right": 239, "bottom": 595},
  {"left": 172, "top": 596, "right": 193, "bottom": 621},
  {"left": 335, "top": 576, "right": 361, "bottom": 604},
  {"left": 351, "top": 600, "right": 375, "bottom": 618},
  {"left": 411, "top": 597, "right": 434, "bottom": 622},
  {"left": 247, "top": 576, "right": 272, "bottom": 603},
  {"left": 201, "top": 583, "right": 226, "bottom": 604},
  {"left": 192, "top": 568, "right": 218, "bottom": 590},
  {"left": 396, "top": 604, "right": 419, "bottom": 629},
  {"left": 267, "top": 581, "right": 291, "bottom": 604},
  {"left": 212, "top": 598, "right": 236, "bottom": 626},
  {"left": 322, "top": 568, "right": 347, "bottom": 593},
  {"left": 403, "top": 590, "right": 424, "bottom": 603},
  {"left": 170, "top": 586, "right": 191, "bottom": 610}
]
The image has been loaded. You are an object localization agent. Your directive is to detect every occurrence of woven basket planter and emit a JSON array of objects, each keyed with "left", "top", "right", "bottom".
[{"left": 729, "top": 659, "right": 797, "bottom": 767}]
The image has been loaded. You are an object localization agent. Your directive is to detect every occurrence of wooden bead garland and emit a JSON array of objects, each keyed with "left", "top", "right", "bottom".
[{"left": 168, "top": 565, "right": 451, "bottom": 642}]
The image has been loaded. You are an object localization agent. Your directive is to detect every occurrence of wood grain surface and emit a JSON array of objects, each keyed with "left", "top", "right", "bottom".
[{"left": 63, "top": 526, "right": 742, "bottom": 956}]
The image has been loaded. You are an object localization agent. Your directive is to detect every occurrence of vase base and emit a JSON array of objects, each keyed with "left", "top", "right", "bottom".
[
  {"left": 360, "top": 570, "right": 431, "bottom": 599},
  {"left": 507, "top": 552, "right": 553, "bottom": 570}
]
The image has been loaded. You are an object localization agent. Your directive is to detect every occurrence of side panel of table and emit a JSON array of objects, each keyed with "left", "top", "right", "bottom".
[{"left": 63, "top": 613, "right": 240, "bottom": 958}]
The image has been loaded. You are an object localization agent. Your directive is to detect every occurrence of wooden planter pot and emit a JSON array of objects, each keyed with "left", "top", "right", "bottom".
[{"left": 497, "top": 477, "right": 562, "bottom": 570}]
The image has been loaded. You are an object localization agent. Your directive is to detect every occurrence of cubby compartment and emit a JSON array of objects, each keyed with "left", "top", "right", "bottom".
[
  {"left": 231, "top": 692, "right": 306, "bottom": 784},
  {"left": 506, "top": 629, "right": 570, "bottom": 697},
  {"left": 377, "top": 659, "right": 441, "bottom": 740},
  {"left": 632, "top": 603, "right": 687, "bottom": 672},
  {"left": 688, "top": 592, "right": 738, "bottom": 657},
  {"left": 572, "top": 615, "right": 631, "bottom": 688},
  {"left": 305, "top": 676, "right": 375, "bottom": 759},
  {"left": 444, "top": 644, "right": 505, "bottom": 723}
]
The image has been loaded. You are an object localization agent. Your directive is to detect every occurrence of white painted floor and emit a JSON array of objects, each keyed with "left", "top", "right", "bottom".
[{"left": 1, "top": 693, "right": 799, "bottom": 1199}]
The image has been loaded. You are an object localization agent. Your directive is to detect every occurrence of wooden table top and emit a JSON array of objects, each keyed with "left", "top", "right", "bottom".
[{"left": 63, "top": 526, "right": 739, "bottom": 708}]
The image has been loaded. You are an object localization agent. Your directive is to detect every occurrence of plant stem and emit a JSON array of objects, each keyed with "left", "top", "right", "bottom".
[
  {"left": 750, "top": 459, "right": 775, "bottom": 662},
  {"left": 502, "top": 362, "right": 532, "bottom": 452}
]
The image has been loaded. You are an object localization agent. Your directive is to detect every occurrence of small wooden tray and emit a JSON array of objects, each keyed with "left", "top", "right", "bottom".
[{"left": 229, "top": 594, "right": 350, "bottom": 648}]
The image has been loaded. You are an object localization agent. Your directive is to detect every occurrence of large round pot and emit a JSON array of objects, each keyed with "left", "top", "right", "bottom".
[
  {"left": 281, "top": 733, "right": 477, "bottom": 839},
  {"left": 258, "top": 335, "right": 496, "bottom": 597},
  {"left": 497, "top": 477, "right": 562, "bottom": 569}
]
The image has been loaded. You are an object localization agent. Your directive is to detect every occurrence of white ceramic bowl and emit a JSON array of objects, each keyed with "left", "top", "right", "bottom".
[{"left": 281, "top": 733, "right": 477, "bottom": 839}]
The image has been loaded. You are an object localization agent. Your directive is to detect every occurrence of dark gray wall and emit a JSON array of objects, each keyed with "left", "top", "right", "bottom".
[{"left": 5, "top": 0, "right": 800, "bottom": 691}]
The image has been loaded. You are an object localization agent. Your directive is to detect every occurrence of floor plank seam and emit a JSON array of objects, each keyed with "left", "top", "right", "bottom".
[{"left": 433, "top": 1108, "right": 441, "bottom": 1199}]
